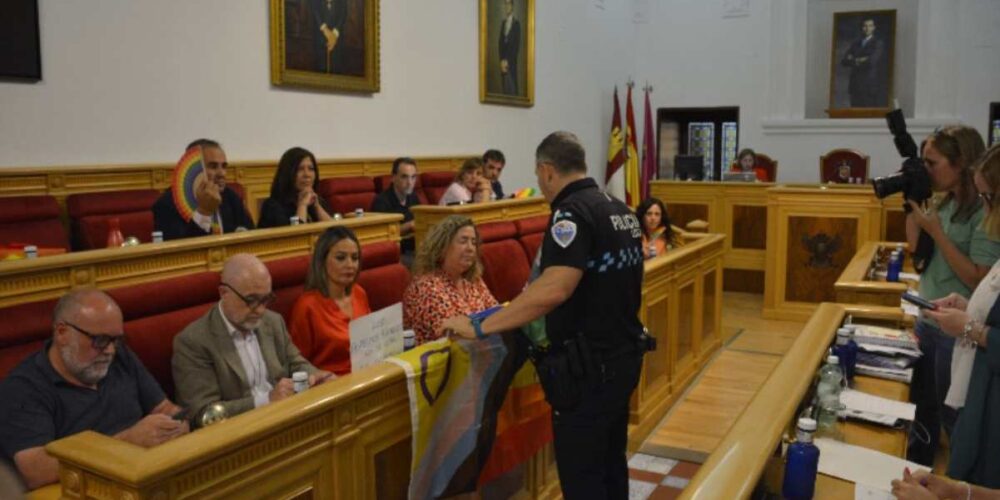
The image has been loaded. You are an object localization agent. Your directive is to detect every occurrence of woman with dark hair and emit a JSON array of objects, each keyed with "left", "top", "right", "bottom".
[
  {"left": 905, "top": 125, "right": 1000, "bottom": 466},
  {"left": 258, "top": 147, "right": 333, "bottom": 228},
  {"left": 636, "top": 197, "right": 682, "bottom": 259},
  {"left": 732, "top": 148, "right": 769, "bottom": 182},
  {"left": 289, "top": 226, "right": 370, "bottom": 375},
  {"left": 403, "top": 215, "right": 497, "bottom": 344}
]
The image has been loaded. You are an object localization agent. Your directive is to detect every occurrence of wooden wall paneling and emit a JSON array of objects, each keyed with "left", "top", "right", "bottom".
[
  {"left": 722, "top": 269, "right": 765, "bottom": 293},
  {"left": 410, "top": 198, "right": 551, "bottom": 250},
  {"left": 835, "top": 241, "right": 910, "bottom": 307}
]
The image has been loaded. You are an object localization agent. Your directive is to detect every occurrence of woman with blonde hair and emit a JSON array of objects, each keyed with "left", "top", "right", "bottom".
[
  {"left": 439, "top": 158, "right": 493, "bottom": 205},
  {"left": 403, "top": 215, "right": 497, "bottom": 344},
  {"left": 906, "top": 125, "right": 1000, "bottom": 466}
]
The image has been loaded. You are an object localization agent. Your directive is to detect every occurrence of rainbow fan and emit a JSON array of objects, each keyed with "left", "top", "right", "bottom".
[
  {"left": 171, "top": 146, "right": 205, "bottom": 222},
  {"left": 512, "top": 187, "right": 536, "bottom": 199}
]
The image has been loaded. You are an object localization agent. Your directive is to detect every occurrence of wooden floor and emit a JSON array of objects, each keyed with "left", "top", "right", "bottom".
[{"left": 640, "top": 292, "right": 805, "bottom": 462}]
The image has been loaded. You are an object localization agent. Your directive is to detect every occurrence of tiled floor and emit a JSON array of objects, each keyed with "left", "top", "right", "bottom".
[{"left": 627, "top": 453, "right": 701, "bottom": 500}]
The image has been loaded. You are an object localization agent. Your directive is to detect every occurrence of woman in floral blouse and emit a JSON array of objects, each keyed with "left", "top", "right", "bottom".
[{"left": 403, "top": 215, "right": 498, "bottom": 344}]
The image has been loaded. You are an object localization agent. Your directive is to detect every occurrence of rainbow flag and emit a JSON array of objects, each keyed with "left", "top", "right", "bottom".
[
  {"left": 171, "top": 146, "right": 205, "bottom": 223},
  {"left": 389, "top": 331, "right": 544, "bottom": 499},
  {"left": 512, "top": 187, "right": 537, "bottom": 199}
]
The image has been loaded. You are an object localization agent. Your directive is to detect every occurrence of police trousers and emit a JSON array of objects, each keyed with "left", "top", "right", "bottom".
[{"left": 549, "top": 351, "right": 643, "bottom": 500}]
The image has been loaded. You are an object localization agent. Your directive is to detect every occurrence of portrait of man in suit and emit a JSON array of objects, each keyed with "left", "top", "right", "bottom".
[
  {"left": 480, "top": 0, "right": 534, "bottom": 106},
  {"left": 829, "top": 10, "right": 895, "bottom": 114}
]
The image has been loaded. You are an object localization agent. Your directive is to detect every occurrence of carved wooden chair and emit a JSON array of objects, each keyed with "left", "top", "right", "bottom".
[{"left": 819, "top": 149, "right": 870, "bottom": 184}]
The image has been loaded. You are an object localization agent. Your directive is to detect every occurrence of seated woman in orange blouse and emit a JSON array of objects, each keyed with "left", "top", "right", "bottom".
[
  {"left": 636, "top": 197, "right": 683, "bottom": 259},
  {"left": 403, "top": 215, "right": 498, "bottom": 344},
  {"left": 289, "top": 227, "right": 371, "bottom": 375},
  {"left": 733, "top": 148, "right": 769, "bottom": 182}
]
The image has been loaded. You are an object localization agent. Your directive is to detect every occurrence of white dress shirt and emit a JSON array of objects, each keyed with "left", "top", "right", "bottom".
[{"left": 218, "top": 304, "right": 272, "bottom": 408}]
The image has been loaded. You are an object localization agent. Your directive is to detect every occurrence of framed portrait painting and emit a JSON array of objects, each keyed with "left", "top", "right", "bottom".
[
  {"left": 827, "top": 10, "right": 896, "bottom": 118},
  {"left": 269, "top": 0, "right": 380, "bottom": 93},
  {"left": 480, "top": 0, "right": 535, "bottom": 107}
]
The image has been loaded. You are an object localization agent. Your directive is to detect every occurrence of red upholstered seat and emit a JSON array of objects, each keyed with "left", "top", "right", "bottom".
[
  {"left": 266, "top": 255, "right": 310, "bottom": 321},
  {"left": 358, "top": 240, "right": 411, "bottom": 311},
  {"left": 514, "top": 215, "right": 549, "bottom": 262},
  {"left": 478, "top": 221, "right": 532, "bottom": 303},
  {"left": 0, "top": 195, "right": 68, "bottom": 250},
  {"left": 318, "top": 176, "right": 377, "bottom": 215},
  {"left": 419, "top": 172, "right": 456, "bottom": 205},
  {"left": 0, "top": 299, "right": 58, "bottom": 379},
  {"left": 66, "top": 189, "right": 161, "bottom": 250},
  {"left": 820, "top": 149, "right": 870, "bottom": 184}
]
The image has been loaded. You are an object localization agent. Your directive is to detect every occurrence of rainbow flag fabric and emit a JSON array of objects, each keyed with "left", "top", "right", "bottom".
[
  {"left": 171, "top": 146, "right": 205, "bottom": 223},
  {"left": 388, "top": 331, "right": 546, "bottom": 499}
]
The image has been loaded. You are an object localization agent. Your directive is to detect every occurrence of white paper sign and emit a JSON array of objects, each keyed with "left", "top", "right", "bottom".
[{"left": 349, "top": 302, "right": 404, "bottom": 371}]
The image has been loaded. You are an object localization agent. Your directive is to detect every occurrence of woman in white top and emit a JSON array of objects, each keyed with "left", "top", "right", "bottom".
[
  {"left": 923, "top": 143, "right": 1000, "bottom": 488},
  {"left": 439, "top": 158, "right": 493, "bottom": 205}
]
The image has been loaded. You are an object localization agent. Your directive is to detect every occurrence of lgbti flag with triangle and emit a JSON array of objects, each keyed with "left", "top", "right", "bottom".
[{"left": 605, "top": 87, "right": 626, "bottom": 202}]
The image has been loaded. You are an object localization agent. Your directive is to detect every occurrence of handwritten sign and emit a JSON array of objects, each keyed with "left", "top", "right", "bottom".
[{"left": 350, "top": 302, "right": 404, "bottom": 372}]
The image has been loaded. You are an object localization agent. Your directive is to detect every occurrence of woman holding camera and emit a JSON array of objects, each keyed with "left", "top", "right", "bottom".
[
  {"left": 918, "top": 143, "right": 1000, "bottom": 488},
  {"left": 905, "top": 125, "right": 997, "bottom": 466}
]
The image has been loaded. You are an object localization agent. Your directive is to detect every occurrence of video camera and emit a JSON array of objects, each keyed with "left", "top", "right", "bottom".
[{"left": 871, "top": 109, "right": 932, "bottom": 207}]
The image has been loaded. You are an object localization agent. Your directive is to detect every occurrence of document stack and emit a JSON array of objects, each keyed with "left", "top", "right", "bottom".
[{"left": 850, "top": 325, "right": 921, "bottom": 383}]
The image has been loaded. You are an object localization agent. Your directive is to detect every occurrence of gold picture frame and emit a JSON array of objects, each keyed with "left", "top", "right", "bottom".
[
  {"left": 479, "top": 0, "right": 534, "bottom": 107},
  {"left": 826, "top": 10, "right": 896, "bottom": 118},
  {"left": 269, "top": 0, "right": 380, "bottom": 93}
]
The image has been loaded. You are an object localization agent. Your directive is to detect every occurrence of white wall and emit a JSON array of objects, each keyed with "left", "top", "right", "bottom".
[
  {"left": 1, "top": 0, "right": 997, "bottom": 186},
  {"left": 0, "top": 0, "right": 636, "bottom": 193}
]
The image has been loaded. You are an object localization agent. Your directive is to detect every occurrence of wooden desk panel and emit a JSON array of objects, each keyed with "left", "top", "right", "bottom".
[
  {"left": 0, "top": 155, "right": 466, "bottom": 223},
  {"left": 836, "top": 241, "right": 915, "bottom": 308},
  {"left": 0, "top": 214, "right": 401, "bottom": 308},
  {"left": 410, "top": 197, "right": 550, "bottom": 249}
]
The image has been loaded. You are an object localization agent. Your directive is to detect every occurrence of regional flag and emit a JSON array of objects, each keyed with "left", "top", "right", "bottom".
[
  {"left": 624, "top": 86, "right": 642, "bottom": 208},
  {"left": 605, "top": 87, "right": 626, "bottom": 202}
]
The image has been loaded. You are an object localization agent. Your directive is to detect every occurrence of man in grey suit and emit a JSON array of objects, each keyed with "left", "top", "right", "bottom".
[{"left": 172, "top": 254, "right": 334, "bottom": 426}]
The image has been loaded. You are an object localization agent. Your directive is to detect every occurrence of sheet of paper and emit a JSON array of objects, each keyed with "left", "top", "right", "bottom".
[
  {"left": 855, "top": 483, "right": 895, "bottom": 500},
  {"left": 840, "top": 389, "right": 916, "bottom": 421},
  {"left": 814, "top": 438, "right": 929, "bottom": 490},
  {"left": 349, "top": 302, "right": 404, "bottom": 371}
]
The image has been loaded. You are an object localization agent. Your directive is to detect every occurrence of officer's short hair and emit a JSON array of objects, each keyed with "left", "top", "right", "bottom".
[{"left": 535, "top": 131, "right": 587, "bottom": 175}]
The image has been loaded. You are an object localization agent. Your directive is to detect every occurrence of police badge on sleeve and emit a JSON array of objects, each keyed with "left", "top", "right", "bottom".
[{"left": 551, "top": 220, "right": 577, "bottom": 248}]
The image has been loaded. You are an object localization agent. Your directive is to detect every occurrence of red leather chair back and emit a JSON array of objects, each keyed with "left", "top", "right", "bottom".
[
  {"left": 66, "top": 189, "right": 160, "bottom": 250},
  {"left": 318, "top": 177, "right": 377, "bottom": 215},
  {"left": 820, "top": 149, "right": 870, "bottom": 183},
  {"left": 419, "top": 172, "right": 456, "bottom": 206},
  {"left": 514, "top": 215, "right": 549, "bottom": 262},
  {"left": 0, "top": 196, "right": 68, "bottom": 250},
  {"left": 478, "top": 221, "right": 531, "bottom": 303}
]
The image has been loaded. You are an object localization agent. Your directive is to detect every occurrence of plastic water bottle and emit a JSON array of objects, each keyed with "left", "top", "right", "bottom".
[
  {"left": 289, "top": 216, "right": 300, "bottom": 226},
  {"left": 151, "top": 231, "right": 164, "bottom": 243},
  {"left": 648, "top": 243, "right": 657, "bottom": 258},
  {"left": 816, "top": 355, "right": 844, "bottom": 437},
  {"left": 783, "top": 417, "right": 820, "bottom": 500},
  {"left": 23, "top": 245, "right": 38, "bottom": 259},
  {"left": 292, "top": 371, "right": 308, "bottom": 393},
  {"left": 403, "top": 330, "right": 416, "bottom": 351},
  {"left": 886, "top": 251, "right": 900, "bottom": 282},
  {"left": 895, "top": 243, "right": 905, "bottom": 269},
  {"left": 833, "top": 328, "right": 858, "bottom": 381}
]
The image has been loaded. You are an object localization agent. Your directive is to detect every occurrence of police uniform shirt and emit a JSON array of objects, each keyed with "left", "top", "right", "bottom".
[{"left": 540, "top": 178, "right": 645, "bottom": 351}]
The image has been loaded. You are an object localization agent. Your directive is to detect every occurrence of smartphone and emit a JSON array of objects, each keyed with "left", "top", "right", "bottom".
[
  {"left": 902, "top": 292, "right": 937, "bottom": 310},
  {"left": 172, "top": 408, "right": 190, "bottom": 422}
]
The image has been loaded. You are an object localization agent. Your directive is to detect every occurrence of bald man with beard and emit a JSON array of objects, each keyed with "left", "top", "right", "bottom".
[
  {"left": 0, "top": 289, "right": 187, "bottom": 489},
  {"left": 172, "top": 254, "right": 334, "bottom": 426}
]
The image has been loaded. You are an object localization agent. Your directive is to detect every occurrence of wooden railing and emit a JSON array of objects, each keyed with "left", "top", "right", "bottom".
[
  {"left": 0, "top": 154, "right": 468, "bottom": 222},
  {"left": 0, "top": 214, "right": 401, "bottom": 308},
  {"left": 679, "top": 303, "right": 910, "bottom": 499},
  {"left": 835, "top": 241, "right": 914, "bottom": 307}
]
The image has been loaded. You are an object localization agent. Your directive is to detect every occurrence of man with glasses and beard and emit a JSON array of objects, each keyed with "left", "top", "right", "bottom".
[
  {"left": 172, "top": 254, "right": 334, "bottom": 427},
  {"left": 0, "top": 289, "right": 188, "bottom": 489}
]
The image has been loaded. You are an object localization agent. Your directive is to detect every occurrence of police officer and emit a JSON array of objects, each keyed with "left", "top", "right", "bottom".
[{"left": 440, "top": 131, "right": 647, "bottom": 499}]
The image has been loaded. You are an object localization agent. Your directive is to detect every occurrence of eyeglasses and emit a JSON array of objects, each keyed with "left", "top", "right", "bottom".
[
  {"left": 980, "top": 192, "right": 995, "bottom": 207},
  {"left": 62, "top": 321, "right": 124, "bottom": 350},
  {"left": 221, "top": 282, "right": 276, "bottom": 309}
]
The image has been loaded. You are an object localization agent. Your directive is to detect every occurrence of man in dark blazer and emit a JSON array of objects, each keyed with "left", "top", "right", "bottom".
[
  {"left": 840, "top": 17, "right": 886, "bottom": 108},
  {"left": 498, "top": 0, "right": 521, "bottom": 95},
  {"left": 152, "top": 139, "right": 255, "bottom": 241},
  {"left": 171, "top": 254, "right": 333, "bottom": 426},
  {"left": 310, "top": 0, "right": 348, "bottom": 74}
]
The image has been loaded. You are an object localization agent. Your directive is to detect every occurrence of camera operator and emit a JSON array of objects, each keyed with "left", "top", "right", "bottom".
[{"left": 905, "top": 125, "right": 997, "bottom": 466}]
